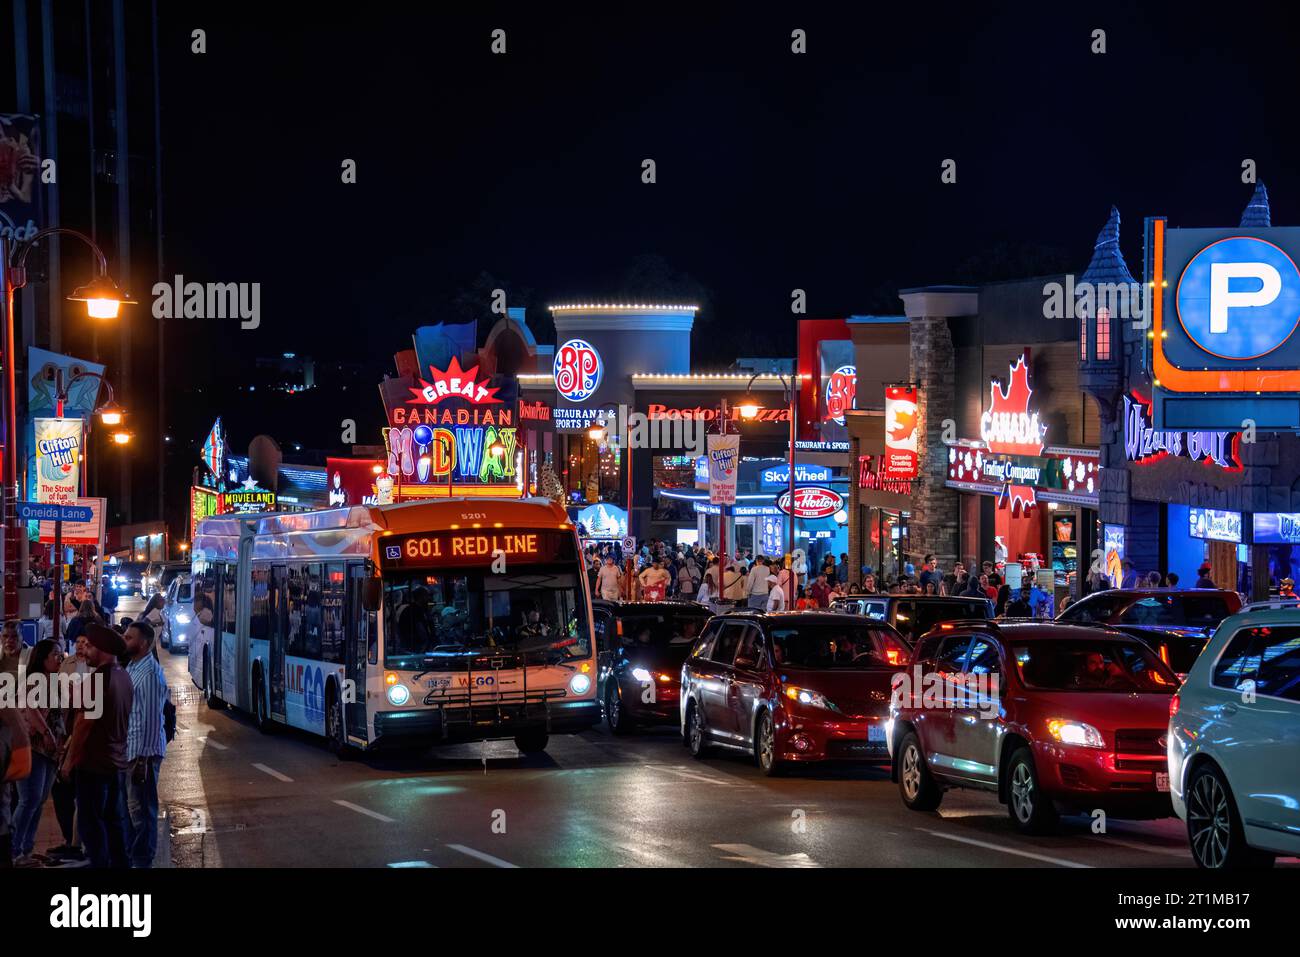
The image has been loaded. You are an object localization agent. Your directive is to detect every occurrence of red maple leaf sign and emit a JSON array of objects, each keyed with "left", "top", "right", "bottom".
[
  {"left": 408, "top": 356, "right": 503, "bottom": 406},
  {"left": 888, "top": 408, "right": 918, "bottom": 444},
  {"left": 981, "top": 354, "right": 1045, "bottom": 456}
]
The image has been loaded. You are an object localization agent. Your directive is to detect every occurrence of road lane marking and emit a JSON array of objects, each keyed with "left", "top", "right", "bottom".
[
  {"left": 712, "top": 843, "right": 821, "bottom": 867},
  {"left": 197, "top": 737, "right": 228, "bottom": 750},
  {"left": 447, "top": 844, "right": 520, "bottom": 868},
  {"left": 645, "top": 764, "right": 746, "bottom": 787},
  {"left": 252, "top": 763, "right": 293, "bottom": 782},
  {"left": 1097, "top": 837, "right": 1190, "bottom": 859},
  {"left": 388, "top": 860, "right": 437, "bottom": 868},
  {"left": 333, "top": 800, "right": 396, "bottom": 823},
  {"left": 918, "top": 829, "right": 1092, "bottom": 868}
]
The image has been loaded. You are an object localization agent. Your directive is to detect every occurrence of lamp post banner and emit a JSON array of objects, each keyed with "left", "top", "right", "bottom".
[
  {"left": 0, "top": 114, "right": 42, "bottom": 242},
  {"left": 707, "top": 433, "right": 740, "bottom": 505},
  {"left": 33, "top": 417, "right": 83, "bottom": 505}
]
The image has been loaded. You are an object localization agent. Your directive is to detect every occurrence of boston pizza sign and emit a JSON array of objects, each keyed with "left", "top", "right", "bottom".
[{"left": 776, "top": 486, "right": 844, "bottom": 519}]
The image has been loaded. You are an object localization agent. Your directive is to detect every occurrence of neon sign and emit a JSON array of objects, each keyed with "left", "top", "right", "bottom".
[
  {"left": 825, "top": 365, "right": 857, "bottom": 425},
  {"left": 407, "top": 356, "right": 502, "bottom": 406},
  {"left": 554, "top": 338, "right": 603, "bottom": 402},
  {"left": 1122, "top": 395, "right": 1239, "bottom": 470},
  {"left": 979, "top": 354, "right": 1046, "bottom": 456}
]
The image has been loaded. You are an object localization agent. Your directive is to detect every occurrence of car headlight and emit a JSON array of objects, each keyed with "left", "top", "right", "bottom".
[
  {"left": 176, "top": 613, "right": 191, "bottom": 624},
  {"left": 784, "top": 685, "right": 840, "bottom": 713},
  {"left": 631, "top": 666, "right": 653, "bottom": 683},
  {"left": 569, "top": 673, "right": 592, "bottom": 695},
  {"left": 1047, "top": 718, "right": 1105, "bottom": 748},
  {"left": 387, "top": 683, "right": 411, "bottom": 706}
]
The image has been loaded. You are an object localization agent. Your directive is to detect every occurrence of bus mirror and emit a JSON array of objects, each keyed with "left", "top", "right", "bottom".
[{"left": 362, "top": 579, "right": 382, "bottom": 612}]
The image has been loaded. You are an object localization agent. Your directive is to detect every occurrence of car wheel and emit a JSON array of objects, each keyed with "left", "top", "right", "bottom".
[
  {"left": 897, "top": 731, "right": 942, "bottom": 811},
  {"left": 202, "top": 656, "right": 226, "bottom": 711},
  {"left": 514, "top": 730, "right": 549, "bottom": 755},
  {"left": 755, "top": 710, "right": 785, "bottom": 776},
  {"left": 1006, "top": 747, "right": 1058, "bottom": 834},
  {"left": 686, "top": 701, "right": 709, "bottom": 759},
  {"left": 605, "top": 682, "right": 631, "bottom": 736},
  {"left": 1186, "top": 764, "right": 1275, "bottom": 870}
]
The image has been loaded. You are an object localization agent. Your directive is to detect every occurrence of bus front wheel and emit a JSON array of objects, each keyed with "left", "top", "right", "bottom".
[{"left": 514, "top": 730, "right": 549, "bottom": 755}]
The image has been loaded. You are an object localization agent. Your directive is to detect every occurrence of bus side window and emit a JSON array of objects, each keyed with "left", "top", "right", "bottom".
[
  {"left": 286, "top": 565, "right": 306, "bottom": 658},
  {"left": 213, "top": 562, "right": 226, "bottom": 637},
  {"left": 249, "top": 568, "right": 270, "bottom": 641},
  {"left": 322, "top": 562, "right": 345, "bottom": 665},
  {"left": 349, "top": 565, "right": 377, "bottom": 667}
]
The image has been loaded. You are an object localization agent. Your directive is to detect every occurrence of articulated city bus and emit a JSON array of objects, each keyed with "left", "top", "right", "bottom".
[{"left": 186, "top": 497, "right": 600, "bottom": 754}]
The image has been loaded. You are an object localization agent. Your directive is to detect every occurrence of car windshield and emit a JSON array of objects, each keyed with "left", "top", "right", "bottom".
[
  {"left": 177, "top": 581, "right": 193, "bottom": 602},
  {"left": 1012, "top": 640, "right": 1177, "bottom": 693},
  {"left": 770, "top": 623, "right": 909, "bottom": 669},
  {"left": 1119, "top": 595, "right": 1234, "bottom": 628},
  {"left": 618, "top": 612, "right": 710, "bottom": 653},
  {"left": 383, "top": 567, "right": 590, "bottom": 669}
]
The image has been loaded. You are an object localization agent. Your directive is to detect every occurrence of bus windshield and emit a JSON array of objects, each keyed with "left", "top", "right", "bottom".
[{"left": 383, "top": 567, "right": 590, "bottom": 669}]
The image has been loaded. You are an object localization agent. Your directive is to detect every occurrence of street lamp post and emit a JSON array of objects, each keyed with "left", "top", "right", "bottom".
[
  {"left": 0, "top": 227, "right": 133, "bottom": 618},
  {"left": 739, "top": 373, "right": 799, "bottom": 601}
]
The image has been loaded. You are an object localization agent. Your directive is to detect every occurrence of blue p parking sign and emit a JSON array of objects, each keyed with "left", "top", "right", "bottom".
[{"left": 1176, "top": 236, "right": 1300, "bottom": 359}]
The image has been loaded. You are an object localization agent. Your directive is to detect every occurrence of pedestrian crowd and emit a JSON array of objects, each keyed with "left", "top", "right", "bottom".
[{"left": 1, "top": 570, "right": 171, "bottom": 870}]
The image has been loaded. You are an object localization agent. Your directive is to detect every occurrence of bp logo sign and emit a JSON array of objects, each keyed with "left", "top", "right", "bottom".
[
  {"left": 554, "top": 339, "right": 603, "bottom": 402},
  {"left": 1176, "top": 236, "right": 1300, "bottom": 359}
]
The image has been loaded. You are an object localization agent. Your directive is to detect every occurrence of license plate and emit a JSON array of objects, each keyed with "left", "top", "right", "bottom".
[
  {"left": 867, "top": 724, "right": 886, "bottom": 743},
  {"left": 1155, "top": 772, "right": 1170, "bottom": 792}
]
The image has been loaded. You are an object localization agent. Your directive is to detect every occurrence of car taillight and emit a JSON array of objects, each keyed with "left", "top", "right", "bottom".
[{"left": 1169, "top": 694, "right": 1180, "bottom": 719}]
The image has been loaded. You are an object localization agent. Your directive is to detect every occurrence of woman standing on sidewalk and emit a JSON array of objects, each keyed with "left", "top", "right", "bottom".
[{"left": 11, "top": 639, "right": 66, "bottom": 866}]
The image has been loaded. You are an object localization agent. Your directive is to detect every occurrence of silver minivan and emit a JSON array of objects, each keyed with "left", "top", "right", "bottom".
[{"left": 162, "top": 573, "right": 196, "bottom": 653}]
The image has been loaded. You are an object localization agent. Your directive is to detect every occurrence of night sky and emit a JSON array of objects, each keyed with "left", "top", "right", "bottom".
[{"left": 158, "top": 2, "right": 1300, "bottom": 432}]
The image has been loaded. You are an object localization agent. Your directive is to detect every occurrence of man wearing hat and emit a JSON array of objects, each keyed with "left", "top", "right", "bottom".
[
  {"left": 1194, "top": 563, "right": 1216, "bottom": 590},
  {"left": 61, "top": 622, "right": 133, "bottom": 868}
]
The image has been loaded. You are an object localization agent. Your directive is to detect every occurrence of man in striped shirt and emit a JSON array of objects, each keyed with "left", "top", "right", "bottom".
[{"left": 124, "top": 620, "right": 168, "bottom": 868}]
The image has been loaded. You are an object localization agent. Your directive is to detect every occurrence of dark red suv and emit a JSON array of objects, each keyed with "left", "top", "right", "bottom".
[
  {"left": 680, "top": 611, "right": 910, "bottom": 775},
  {"left": 889, "top": 621, "right": 1179, "bottom": 832}
]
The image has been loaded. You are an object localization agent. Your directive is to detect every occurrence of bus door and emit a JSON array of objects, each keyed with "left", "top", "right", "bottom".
[
  {"left": 345, "top": 563, "right": 373, "bottom": 739},
  {"left": 270, "top": 564, "right": 288, "bottom": 721},
  {"left": 212, "top": 562, "right": 227, "bottom": 696}
]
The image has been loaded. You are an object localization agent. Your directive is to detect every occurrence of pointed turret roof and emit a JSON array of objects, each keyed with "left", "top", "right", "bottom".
[
  {"left": 1240, "top": 182, "right": 1271, "bottom": 227},
  {"left": 1079, "top": 206, "right": 1135, "bottom": 286}
]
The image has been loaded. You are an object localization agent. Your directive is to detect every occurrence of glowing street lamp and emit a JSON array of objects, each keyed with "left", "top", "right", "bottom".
[
  {"left": 111, "top": 430, "right": 133, "bottom": 446},
  {"left": 66, "top": 273, "right": 135, "bottom": 320},
  {"left": 736, "top": 394, "right": 762, "bottom": 420},
  {"left": 98, "top": 400, "right": 125, "bottom": 427}
]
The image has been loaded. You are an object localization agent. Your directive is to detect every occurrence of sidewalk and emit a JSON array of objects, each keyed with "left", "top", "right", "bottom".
[{"left": 29, "top": 789, "right": 172, "bottom": 869}]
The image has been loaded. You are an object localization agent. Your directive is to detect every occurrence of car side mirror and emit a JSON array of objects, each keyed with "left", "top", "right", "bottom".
[
  {"left": 361, "top": 578, "right": 382, "bottom": 612},
  {"left": 734, "top": 656, "right": 756, "bottom": 670}
]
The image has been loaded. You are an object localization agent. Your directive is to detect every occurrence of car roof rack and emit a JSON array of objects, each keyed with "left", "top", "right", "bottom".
[{"left": 1242, "top": 598, "right": 1300, "bottom": 613}]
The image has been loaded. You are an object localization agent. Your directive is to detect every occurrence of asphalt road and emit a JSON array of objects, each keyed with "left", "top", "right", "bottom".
[{"left": 154, "top": 652, "right": 1296, "bottom": 869}]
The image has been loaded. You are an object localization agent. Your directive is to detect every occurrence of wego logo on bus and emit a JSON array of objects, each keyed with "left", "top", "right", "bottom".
[{"left": 554, "top": 338, "right": 603, "bottom": 402}]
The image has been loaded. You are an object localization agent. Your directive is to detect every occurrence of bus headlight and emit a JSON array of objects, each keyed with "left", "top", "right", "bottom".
[
  {"left": 569, "top": 673, "right": 592, "bottom": 696},
  {"left": 387, "top": 683, "right": 411, "bottom": 706}
]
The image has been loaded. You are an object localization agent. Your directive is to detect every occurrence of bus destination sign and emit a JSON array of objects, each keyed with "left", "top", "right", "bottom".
[{"left": 380, "top": 529, "right": 573, "bottom": 567}]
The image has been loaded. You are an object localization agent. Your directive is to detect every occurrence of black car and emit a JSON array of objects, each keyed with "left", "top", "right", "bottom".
[
  {"left": 593, "top": 599, "right": 714, "bottom": 734},
  {"left": 1056, "top": 588, "right": 1243, "bottom": 678},
  {"left": 830, "top": 594, "right": 993, "bottom": 645}
]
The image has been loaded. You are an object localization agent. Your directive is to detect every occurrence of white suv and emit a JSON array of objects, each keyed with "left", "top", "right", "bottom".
[
  {"left": 1169, "top": 602, "right": 1300, "bottom": 868},
  {"left": 162, "top": 574, "right": 196, "bottom": 653}
]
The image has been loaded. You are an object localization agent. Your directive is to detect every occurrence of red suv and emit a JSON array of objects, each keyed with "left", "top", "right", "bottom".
[
  {"left": 888, "top": 621, "right": 1179, "bottom": 832},
  {"left": 680, "top": 611, "right": 910, "bottom": 775}
]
